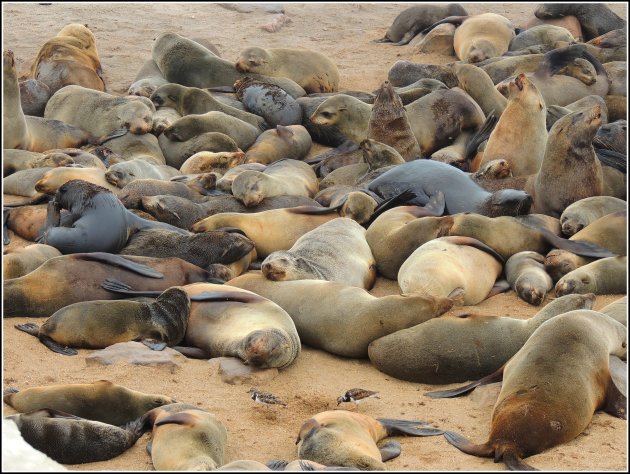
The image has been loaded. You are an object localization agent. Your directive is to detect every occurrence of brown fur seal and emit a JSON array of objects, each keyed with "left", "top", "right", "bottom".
[
  {"left": 479, "top": 74, "right": 547, "bottom": 176},
  {"left": 374, "top": 3, "right": 468, "bottom": 45},
  {"left": 105, "top": 159, "right": 180, "bottom": 188},
  {"left": 30, "top": 23, "right": 105, "bottom": 94},
  {"left": 2, "top": 244, "right": 61, "bottom": 280},
  {"left": 19, "top": 78, "right": 51, "bottom": 117},
  {"left": 234, "top": 76, "right": 302, "bottom": 127},
  {"left": 150, "top": 82, "right": 268, "bottom": 131},
  {"left": 231, "top": 159, "right": 318, "bottom": 207},
  {"left": 244, "top": 124, "right": 312, "bottom": 165},
  {"left": 387, "top": 60, "right": 459, "bottom": 88},
  {"left": 5, "top": 409, "right": 142, "bottom": 464},
  {"left": 505, "top": 251, "right": 554, "bottom": 305},
  {"left": 95, "top": 131, "right": 167, "bottom": 165},
  {"left": 100, "top": 281, "right": 301, "bottom": 369},
  {"left": 138, "top": 403, "right": 227, "bottom": 470},
  {"left": 261, "top": 217, "right": 376, "bottom": 289},
  {"left": 37, "top": 180, "right": 186, "bottom": 254},
  {"left": 560, "top": 196, "right": 627, "bottom": 236},
  {"left": 523, "top": 14, "right": 583, "bottom": 42},
  {"left": 45, "top": 85, "right": 155, "bottom": 136},
  {"left": 599, "top": 296, "right": 627, "bottom": 327},
  {"left": 34, "top": 166, "right": 120, "bottom": 194},
  {"left": 235, "top": 46, "right": 339, "bottom": 93},
  {"left": 4, "top": 204, "right": 49, "bottom": 242},
  {"left": 180, "top": 150, "right": 245, "bottom": 174},
  {"left": 228, "top": 272, "right": 455, "bottom": 358},
  {"left": 367, "top": 81, "right": 420, "bottom": 161},
  {"left": 128, "top": 59, "right": 168, "bottom": 97},
  {"left": 452, "top": 63, "right": 508, "bottom": 116},
  {"left": 3, "top": 380, "right": 176, "bottom": 425},
  {"left": 368, "top": 293, "right": 595, "bottom": 384},
  {"left": 398, "top": 236, "right": 505, "bottom": 306},
  {"left": 534, "top": 4, "right": 626, "bottom": 41},
  {"left": 15, "top": 286, "right": 191, "bottom": 355},
  {"left": 3, "top": 252, "right": 214, "bottom": 318},
  {"left": 119, "top": 177, "right": 216, "bottom": 208},
  {"left": 509, "top": 24, "right": 575, "bottom": 51},
  {"left": 555, "top": 256, "right": 627, "bottom": 296},
  {"left": 296, "top": 411, "right": 443, "bottom": 470},
  {"left": 191, "top": 206, "right": 339, "bottom": 258},
  {"left": 152, "top": 32, "right": 306, "bottom": 98},
  {"left": 431, "top": 309, "right": 627, "bottom": 470}
]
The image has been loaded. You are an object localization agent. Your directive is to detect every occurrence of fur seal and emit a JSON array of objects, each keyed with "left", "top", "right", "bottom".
[
  {"left": 191, "top": 206, "right": 340, "bottom": 258},
  {"left": 30, "top": 23, "right": 105, "bottom": 94},
  {"left": 214, "top": 162, "right": 266, "bottom": 192},
  {"left": 478, "top": 74, "right": 547, "bottom": 176},
  {"left": 150, "top": 82, "right": 268, "bottom": 131},
  {"left": 534, "top": 3, "right": 626, "bottom": 40},
  {"left": 128, "top": 59, "right": 168, "bottom": 97},
  {"left": 4, "top": 204, "right": 49, "bottom": 242},
  {"left": 95, "top": 131, "right": 167, "bottom": 165},
  {"left": 431, "top": 309, "right": 627, "bottom": 470},
  {"left": 599, "top": 296, "right": 627, "bottom": 327},
  {"left": 523, "top": 14, "right": 583, "bottom": 41},
  {"left": 560, "top": 196, "right": 627, "bottom": 236},
  {"left": 3, "top": 149, "right": 59, "bottom": 176},
  {"left": 387, "top": 60, "right": 459, "bottom": 88},
  {"left": 105, "top": 159, "right": 180, "bottom": 188},
  {"left": 367, "top": 81, "right": 420, "bottom": 161},
  {"left": 244, "top": 124, "right": 312, "bottom": 164},
  {"left": 180, "top": 150, "right": 245, "bottom": 175},
  {"left": 228, "top": 272, "right": 455, "bottom": 358},
  {"left": 5, "top": 409, "right": 142, "bottom": 465},
  {"left": 231, "top": 159, "right": 318, "bottom": 207},
  {"left": 295, "top": 411, "right": 443, "bottom": 470},
  {"left": 4, "top": 167, "right": 58, "bottom": 198},
  {"left": 398, "top": 236, "right": 505, "bottom": 306},
  {"left": 3, "top": 380, "right": 176, "bottom": 426},
  {"left": 509, "top": 24, "right": 575, "bottom": 51},
  {"left": 33, "top": 166, "right": 120, "bottom": 194},
  {"left": 555, "top": 256, "right": 627, "bottom": 296},
  {"left": 368, "top": 292, "right": 595, "bottom": 384},
  {"left": 505, "top": 251, "right": 554, "bottom": 305},
  {"left": 235, "top": 46, "right": 339, "bottom": 93},
  {"left": 15, "top": 286, "right": 191, "bottom": 355},
  {"left": 152, "top": 32, "right": 306, "bottom": 98},
  {"left": 3, "top": 252, "right": 214, "bottom": 318},
  {"left": 139, "top": 403, "right": 227, "bottom": 471},
  {"left": 37, "top": 179, "right": 186, "bottom": 254},
  {"left": 367, "top": 159, "right": 532, "bottom": 217},
  {"left": 594, "top": 119, "right": 627, "bottom": 155},
  {"left": 374, "top": 3, "right": 468, "bottom": 45},
  {"left": 234, "top": 76, "right": 302, "bottom": 127},
  {"left": 3, "top": 244, "right": 61, "bottom": 280},
  {"left": 101, "top": 281, "right": 301, "bottom": 369},
  {"left": 261, "top": 217, "right": 376, "bottom": 289},
  {"left": 119, "top": 177, "right": 217, "bottom": 208},
  {"left": 452, "top": 63, "right": 507, "bottom": 117}
]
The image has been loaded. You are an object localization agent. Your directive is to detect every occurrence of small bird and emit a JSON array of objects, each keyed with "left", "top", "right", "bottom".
[
  {"left": 337, "top": 388, "right": 381, "bottom": 405},
  {"left": 248, "top": 388, "right": 287, "bottom": 407}
]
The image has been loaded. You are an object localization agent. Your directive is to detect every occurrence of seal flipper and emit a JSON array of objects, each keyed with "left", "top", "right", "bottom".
[
  {"left": 486, "top": 279, "right": 511, "bottom": 299},
  {"left": 536, "top": 228, "right": 618, "bottom": 258},
  {"left": 73, "top": 252, "right": 165, "bottom": 278},
  {"left": 464, "top": 111, "right": 498, "bottom": 166},
  {"left": 378, "top": 439, "right": 402, "bottom": 461},
  {"left": 420, "top": 15, "right": 468, "bottom": 35},
  {"left": 39, "top": 335, "right": 78, "bottom": 356},
  {"left": 443, "top": 431, "right": 494, "bottom": 457},
  {"left": 286, "top": 205, "right": 341, "bottom": 216},
  {"left": 91, "top": 127, "right": 129, "bottom": 146},
  {"left": 14, "top": 322, "right": 40, "bottom": 337},
  {"left": 266, "top": 459, "right": 289, "bottom": 471},
  {"left": 603, "top": 373, "right": 627, "bottom": 419},
  {"left": 500, "top": 447, "right": 538, "bottom": 471},
  {"left": 377, "top": 418, "right": 444, "bottom": 437},
  {"left": 425, "top": 365, "right": 505, "bottom": 398},
  {"left": 368, "top": 189, "right": 418, "bottom": 223},
  {"left": 440, "top": 236, "right": 505, "bottom": 264},
  {"left": 173, "top": 346, "right": 210, "bottom": 359},
  {"left": 154, "top": 412, "right": 196, "bottom": 427}
]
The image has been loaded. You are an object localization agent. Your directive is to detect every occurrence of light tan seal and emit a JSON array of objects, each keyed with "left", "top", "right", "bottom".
[
  {"left": 231, "top": 159, "right": 318, "bottom": 207},
  {"left": 105, "top": 159, "right": 181, "bottom": 188},
  {"left": 431, "top": 310, "right": 627, "bottom": 470},
  {"left": 2, "top": 244, "right": 62, "bottom": 280},
  {"left": 398, "top": 236, "right": 505, "bottom": 306},
  {"left": 15, "top": 286, "right": 191, "bottom": 356},
  {"left": 368, "top": 293, "right": 595, "bottom": 384},
  {"left": 158, "top": 131, "right": 240, "bottom": 170},
  {"left": 261, "top": 217, "right": 376, "bottom": 289},
  {"left": 3, "top": 380, "right": 176, "bottom": 426},
  {"left": 191, "top": 206, "right": 340, "bottom": 258},
  {"left": 235, "top": 46, "right": 340, "bottom": 93},
  {"left": 244, "top": 124, "right": 312, "bottom": 165},
  {"left": 228, "top": 272, "right": 456, "bottom": 359},
  {"left": 505, "top": 251, "right": 554, "bottom": 305},
  {"left": 560, "top": 196, "right": 627, "bottom": 236},
  {"left": 452, "top": 63, "right": 507, "bottom": 116},
  {"left": 296, "top": 411, "right": 443, "bottom": 470},
  {"left": 30, "top": 23, "right": 105, "bottom": 94},
  {"left": 599, "top": 296, "right": 627, "bottom": 327},
  {"left": 179, "top": 150, "right": 245, "bottom": 175},
  {"left": 555, "top": 256, "right": 627, "bottom": 296}
]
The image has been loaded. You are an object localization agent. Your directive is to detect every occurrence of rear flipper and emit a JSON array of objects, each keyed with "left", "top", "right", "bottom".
[
  {"left": 378, "top": 439, "right": 402, "bottom": 461},
  {"left": 141, "top": 339, "right": 167, "bottom": 351},
  {"left": 498, "top": 446, "right": 538, "bottom": 471},
  {"left": 3, "top": 208, "right": 11, "bottom": 245},
  {"left": 14, "top": 323, "right": 40, "bottom": 337},
  {"left": 377, "top": 418, "right": 444, "bottom": 437},
  {"left": 443, "top": 431, "right": 493, "bottom": 457},
  {"left": 537, "top": 228, "right": 618, "bottom": 258},
  {"left": 40, "top": 335, "right": 78, "bottom": 356},
  {"left": 425, "top": 365, "right": 504, "bottom": 398},
  {"left": 464, "top": 111, "right": 498, "bottom": 166}
]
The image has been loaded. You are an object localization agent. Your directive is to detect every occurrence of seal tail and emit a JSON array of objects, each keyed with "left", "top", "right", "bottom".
[
  {"left": 464, "top": 110, "right": 498, "bottom": 168},
  {"left": 377, "top": 418, "right": 444, "bottom": 437},
  {"left": 443, "top": 431, "right": 494, "bottom": 457},
  {"left": 425, "top": 365, "right": 505, "bottom": 398}
]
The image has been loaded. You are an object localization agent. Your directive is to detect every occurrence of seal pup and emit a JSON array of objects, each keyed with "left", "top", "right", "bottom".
[
  {"left": 261, "top": 217, "right": 376, "bottom": 289},
  {"left": 244, "top": 124, "right": 312, "bottom": 165},
  {"left": 555, "top": 256, "right": 627, "bottom": 296},
  {"left": 231, "top": 159, "right": 318, "bottom": 207},
  {"left": 367, "top": 81, "right": 420, "bottom": 161},
  {"left": 428, "top": 310, "right": 627, "bottom": 470},
  {"left": 373, "top": 3, "right": 468, "bottom": 45},
  {"left": 3, "top": 380, "right": 176, "bottom": 426},
  {"left": 234, "top": 76, "right": 302, "bottom": 127},
  {"left": 228, "top": 272, "right": 455, "bottom": 359},
  {"left": 5, "top": 409, "right": 142, "bottom": 465},
  {"left": 505, "top": 251, "right": 554, "bottom": 305},
  {"left": 235, "top": 46, "right": 340, "bottom": 93},
  {"left": 398, "top": 236, "right": 505, "bottom": 306},
  {"left": 138, "top": 403, "right": 227, "bottom": 471},
  {"left": 560, "top": 196, "right": 627, "bottom": 236},
  {"left": 368, "top": 293, "right": 595, "bottom": 384},
  {"left": 15, "top": 286, "right": 191, "bottom": 355},
  {"left": 296, "top": 411, "right": 443, "bottom": 470}
]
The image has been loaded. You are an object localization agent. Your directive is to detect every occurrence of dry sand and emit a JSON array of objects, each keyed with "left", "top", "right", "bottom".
[{"left": 2, "top": 2, "right": 628, "bottom": 471}]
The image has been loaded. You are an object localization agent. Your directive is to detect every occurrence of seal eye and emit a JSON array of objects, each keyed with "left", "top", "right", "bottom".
[{"left": 319, "top": 111, "right": 332, "bottom": 119}]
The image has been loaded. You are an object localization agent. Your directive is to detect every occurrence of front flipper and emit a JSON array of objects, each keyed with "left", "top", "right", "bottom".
[
  {"left": 425, "top": 365, "right": 505, "bottom": 398},
  {"left": 40, "top": 335, "right": 78, "bottom": 356},
  {"left": 537, "top": 228, "right": 617, "bottom": 259},
  {"left": 141, "top": 339, "right": 167, "bottom": 351},
  {"left": 378, "top": 439, "right": 401, "bottom": 461},
  {"left": 486, "top": 279, "right": 511, "bottom": 299}
]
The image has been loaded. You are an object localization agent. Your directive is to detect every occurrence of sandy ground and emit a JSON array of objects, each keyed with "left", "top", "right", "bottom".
[{"left": 2, "top": 2, "right": 628, "bottom": 472}]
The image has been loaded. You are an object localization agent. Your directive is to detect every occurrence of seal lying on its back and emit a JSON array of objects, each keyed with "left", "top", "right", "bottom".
[{"left": 367, "top": 159, "right": 532, "bottom": 217}]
